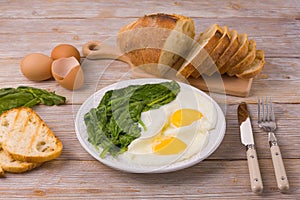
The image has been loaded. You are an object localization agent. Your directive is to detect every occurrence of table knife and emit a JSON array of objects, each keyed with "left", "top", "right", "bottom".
[{"left": 238, "top": 102, "right": 263, "bottom": 193}]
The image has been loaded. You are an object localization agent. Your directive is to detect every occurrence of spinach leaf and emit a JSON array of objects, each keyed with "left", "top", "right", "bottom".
[
  {"left": 84, "top": 80, "right": 180, "bottom": 158},
  {"left": 0, "top": 86, "right": 66, "bottom": 115}
]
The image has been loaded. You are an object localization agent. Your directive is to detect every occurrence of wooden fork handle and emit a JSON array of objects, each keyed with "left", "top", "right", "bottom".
[
  {"left": 270, "top": 144, "right": 290, "bottom": 192},
  {"left": 246, "top": 146, "right": 263, "bottom": 193}
]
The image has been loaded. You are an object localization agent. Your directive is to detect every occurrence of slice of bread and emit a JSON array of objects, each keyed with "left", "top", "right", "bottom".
[
  {"left": 117, "top": 13, "right": 195, "bottom": 77},
  {"left": 201, "top": 26, "right": 231, "bottom": 76},
  {"left": 227, "top": 39, "right": 256, "bottom": 76},
  {"left": 219, "top": 33, "right": 249, "bottom": 74},
  {"left": 216, "top": 30, "right": 239, "bottom": 73},
  {"left": 0, "top": 108, "right": 18, "bottom": 146},
  {"left": 2, "top": 107, "right": 63, "bottom": 163},
  {"left": 0, "top": 108, "right": 41, "bottom": 175},
  {"left": 176, "top": 24, "right": 223, "bottom": 78},
  {"left": 237, "top": 50, "right": 265, "bottom": 79},
  {"left": 0, "top": 149, "right": 41, "bottom": 173}
]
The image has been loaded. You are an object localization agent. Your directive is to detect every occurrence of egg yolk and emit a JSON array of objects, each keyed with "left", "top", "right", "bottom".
[
  {"left": 171, "top": 109, "right": 203, "bottom": 128},
  {"left": 152, "top": 136, "right": 187, "bottom": 155}
]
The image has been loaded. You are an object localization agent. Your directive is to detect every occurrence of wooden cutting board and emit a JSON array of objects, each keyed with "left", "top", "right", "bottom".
[
  {"left": 82, "top": 41, "right": 253, "bottom": 97},
  {"left": 131, "top": 68, "right": 253, "bottom": 97}
]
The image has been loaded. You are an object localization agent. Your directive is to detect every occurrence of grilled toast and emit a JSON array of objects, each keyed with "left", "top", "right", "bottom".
[
  {"left": 2, "top": 107, "right": 63, "bottom": 163},
  {"left": 0, "top": 108, "right": 42, "bottom": 175}
]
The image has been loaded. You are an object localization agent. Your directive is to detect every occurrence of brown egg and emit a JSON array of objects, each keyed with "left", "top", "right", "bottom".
[
  {"left": 51, "top": 56, "right": 84, "bottom": 90},
  {"left": 20, "top": 53, "right": 53, "bottom": 81},
  {"left": 51, "top": 44, "right": 81, "bottom": 62}
]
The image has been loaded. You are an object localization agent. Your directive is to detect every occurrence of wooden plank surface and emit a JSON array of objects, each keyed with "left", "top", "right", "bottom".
[{"left": 0, "top": 0, "right": 300, "bottom": 199}]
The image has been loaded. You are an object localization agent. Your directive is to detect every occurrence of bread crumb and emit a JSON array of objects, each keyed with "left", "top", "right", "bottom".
[
  {"left": 73, "top": 35, "right": 80, "bottom": 41},
  {"left": 233, "top": 177, "right": 238, "bottom": 183},
  {"left": 282, "top": 75, "right": 290, "bottom": 79},
  {"left": 174, "top": 2, "right": 182, "bottom": 6}
]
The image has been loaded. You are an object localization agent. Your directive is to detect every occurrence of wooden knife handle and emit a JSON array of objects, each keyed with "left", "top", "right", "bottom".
[
  {"left": 270, "top": 145, "right": 289, "bottom": 192},
  {"left": 246, "top": 147, "right": 263, "bottom": 193}
]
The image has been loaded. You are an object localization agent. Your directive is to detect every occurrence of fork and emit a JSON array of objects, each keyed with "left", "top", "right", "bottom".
[{"left": 258, "top": 97, "right": 289, "bottom": 192}]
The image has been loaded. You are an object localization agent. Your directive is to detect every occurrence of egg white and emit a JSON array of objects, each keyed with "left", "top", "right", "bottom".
[
  {"left": 123, "top": 87, "right": 217, "bottom": 166},
  {"left": 138, "top": 106, "right": 167, "bottom": 139}
]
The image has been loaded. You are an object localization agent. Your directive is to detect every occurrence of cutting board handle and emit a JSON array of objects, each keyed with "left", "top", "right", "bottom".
[{"left": 82, "top": 41, "right": 133, "bottom": 66}]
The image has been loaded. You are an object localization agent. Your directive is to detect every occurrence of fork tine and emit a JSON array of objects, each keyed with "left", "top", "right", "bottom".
[
  {"left": 258, "top": 97, "right": 261, "bottom": 122},
  {"left": 266, "top": 97, "right": 270, "bottom": 121},
  {"left": 270, "top": 97, "right": 275, "bottom": 121},
  {"left": 262, "top": 97, "right": 266, "bottom": 122}
]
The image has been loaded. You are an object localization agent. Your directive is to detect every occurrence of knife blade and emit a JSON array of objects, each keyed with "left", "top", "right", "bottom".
[{"left": 238, "top": 102, "right": 263, "bottom": 193}]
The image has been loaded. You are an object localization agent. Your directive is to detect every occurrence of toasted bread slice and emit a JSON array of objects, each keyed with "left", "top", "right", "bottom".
[
  {"left": 219, "top": 33, "right": 249, "bottom": 74},
  {"left": 176, "top": 24, "right": 223, "bottom": 78},
  {"left": 227, "top": 39, "right": 256, "bottom": 76},
  {"left": 0, "top": 149, "right": 41, "bottom": 173},
  {"left": 0, "top": 108, "right": 18, "bottom": 146},
  {"left": 216, "top": 30, "right": 239, "bottom": 73},
  {"left": 2, "top": 107, "right": 63, "bottom": 163},
  {"left": 237, "top": 50, "right": 265, "bottom": 79},
  {"left": 0, "top": 108, "right": 41, "bottom": 174}
]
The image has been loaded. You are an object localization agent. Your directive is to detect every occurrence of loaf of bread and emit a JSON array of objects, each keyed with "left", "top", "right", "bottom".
[
  {"left": 0, "top": 107, "right": 62, "bottom": 175},
  {"left": 117, "top": 13, "right": 195, "bottom": 77},
  {"left": 118, "top": 14, "right": 264, "bottom": 79}
]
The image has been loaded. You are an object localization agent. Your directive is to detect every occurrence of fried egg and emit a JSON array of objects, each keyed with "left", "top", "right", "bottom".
[
  {"left": 138, "top": 107, "right": 167, "bottom": 139},
  {"left": 123, "top": 89, "right": 217, "bottom": 166}
]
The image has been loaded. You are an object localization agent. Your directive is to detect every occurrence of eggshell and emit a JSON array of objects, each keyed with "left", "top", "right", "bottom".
[
  {"left": 20, "top": 53, "right": 53, "bottom": 81},
  {"left": 51, "top": 44, "right": 81, "bottom": 62},
  {"left": 51, "top": 56, "right": 84, "bottom": 90}
]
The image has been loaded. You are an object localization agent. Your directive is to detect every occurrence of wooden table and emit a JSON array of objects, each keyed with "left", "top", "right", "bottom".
[{"left": 1, "top": 0, "right": 299, "bottom": 199}]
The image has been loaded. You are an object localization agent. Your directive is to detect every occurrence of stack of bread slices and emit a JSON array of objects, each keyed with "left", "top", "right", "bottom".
[
  {"left": 176, "top": 23, "right": 265, "bottom": 79},
  {"left": 0, "top": 107, "right": 63, "bottom": 176}
]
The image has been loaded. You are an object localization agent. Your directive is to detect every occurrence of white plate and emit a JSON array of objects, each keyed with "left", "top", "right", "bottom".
[{"left": 75, "top": 78, "right": 226, "bottom": 173}]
